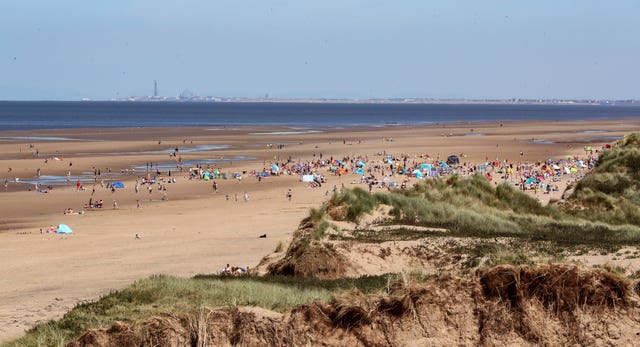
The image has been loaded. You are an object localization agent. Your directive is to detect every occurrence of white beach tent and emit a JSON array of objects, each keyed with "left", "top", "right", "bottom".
[{"left": 301, "top": 175, "right": 315, "bottom": 182}]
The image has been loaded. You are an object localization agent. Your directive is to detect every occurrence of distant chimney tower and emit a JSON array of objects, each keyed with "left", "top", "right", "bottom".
[{"left": 154, "top": 80, "right": 158, "bottom": 97}]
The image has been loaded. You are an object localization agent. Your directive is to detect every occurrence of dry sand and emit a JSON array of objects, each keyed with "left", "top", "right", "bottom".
[{"left": 1, "top": 118, "right": 639, "bottom": 341}]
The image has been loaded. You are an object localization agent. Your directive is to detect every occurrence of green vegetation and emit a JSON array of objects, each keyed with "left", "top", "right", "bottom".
[
  {"left": 452, "top": 241, "right": 535, "bottom": 268},
  {"left": 326, "top": 174, "right": 640, "bottom": 246},
  {"left": 329, "top": 227, "right": 446, "bottom": 243},
  {"left": 4, "top": 274, "right": 389, "bottom": 347},
  {"left": 564, "top": 133, "right": 640, "bottom": 226}
]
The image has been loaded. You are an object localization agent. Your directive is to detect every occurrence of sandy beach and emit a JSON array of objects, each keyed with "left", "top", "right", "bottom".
[{"left": 1, "top": 118, "right": 640, "bottom": 341}]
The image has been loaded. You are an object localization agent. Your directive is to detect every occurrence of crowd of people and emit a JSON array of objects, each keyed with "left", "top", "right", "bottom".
[{"left": 6, "top": 136, "right": 613, "bottom": 220}]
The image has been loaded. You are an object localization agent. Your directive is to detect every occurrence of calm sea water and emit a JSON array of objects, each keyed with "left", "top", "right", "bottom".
[{"left": 0, "top": 101, "right": 639, "bottom": 131}]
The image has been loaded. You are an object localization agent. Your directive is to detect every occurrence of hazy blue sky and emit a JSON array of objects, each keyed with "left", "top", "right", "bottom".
[{"left": 1, "top": 1, "right": 638, "bottom": 100}]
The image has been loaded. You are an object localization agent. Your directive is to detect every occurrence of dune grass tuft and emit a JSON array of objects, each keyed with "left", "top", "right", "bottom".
[
  {"left": 564, "top": 133, "right": 640, "bottom": 226},
  {"left": 4, "top": 274, "right": 389, "bottom": 347},
  {"left": 324, "top": 170, "right": 640, "bottom": 246}
]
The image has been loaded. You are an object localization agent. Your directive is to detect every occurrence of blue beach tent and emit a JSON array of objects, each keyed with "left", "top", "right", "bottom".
[
  {"left": 112, "top": 181, "right": 125, "bottom": 188},
  {"left": 419, "top": 163, "right": 432, "bottom": 171},
  {"left": 57, "top": 224, "right": 73, "bottom": 234}
]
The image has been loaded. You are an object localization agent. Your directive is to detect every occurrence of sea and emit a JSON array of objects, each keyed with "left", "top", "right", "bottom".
[{"left": 1, "top": 101, "right": 639, "bottom": 131}]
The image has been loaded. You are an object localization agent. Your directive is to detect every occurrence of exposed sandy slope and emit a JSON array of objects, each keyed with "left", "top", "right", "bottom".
[
  {"left": 1, "top": 119, "right": 639, "bottom": 340},
  {"left": 70, "top": 264, "right": 640, "bottom": 347}
]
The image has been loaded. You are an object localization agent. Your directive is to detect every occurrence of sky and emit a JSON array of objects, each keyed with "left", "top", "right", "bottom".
[{"left": 0, "top": 1, "right": 638, "bottom": 101}]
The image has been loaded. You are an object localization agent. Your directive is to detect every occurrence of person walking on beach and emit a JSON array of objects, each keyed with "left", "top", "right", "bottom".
[
  {"left": 243, "top": 191, "right": 249, "bottom": 202},
  {"left": 113, "top": 200, "right": 118, "bottom": 209},
  {"left": 286, "top": 189, "right": 292, "bottom": 201},
  {"left": 213, "top": 180, "right": 218, "bottom": 193},
  {"left": 136, "top": 199, "right": 141, "bottom": 208}
]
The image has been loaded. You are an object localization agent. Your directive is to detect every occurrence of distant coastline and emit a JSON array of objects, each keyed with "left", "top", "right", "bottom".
[{"left": 94, "top": 97, "right": 639, "bottom": 106}]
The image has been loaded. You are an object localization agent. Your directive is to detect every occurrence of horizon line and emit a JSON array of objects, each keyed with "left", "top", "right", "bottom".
[{"left": 1, "top": 97, "right": 639, "bottom": 104}]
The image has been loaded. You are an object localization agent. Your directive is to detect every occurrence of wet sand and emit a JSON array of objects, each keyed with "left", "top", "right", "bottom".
[{"left": 1, "top": 118, "right": 639, "bottom": 340}]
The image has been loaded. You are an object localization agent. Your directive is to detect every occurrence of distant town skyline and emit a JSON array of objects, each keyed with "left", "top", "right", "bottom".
[
  {"left": 1, "top": 1, "right": 639, "bottom": 101},
  {"left": 120, "top": 80, "right": 639, "bottom": 105},
  {"left": 116, "top": 79, "right": 640, "bottom": 101}
]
